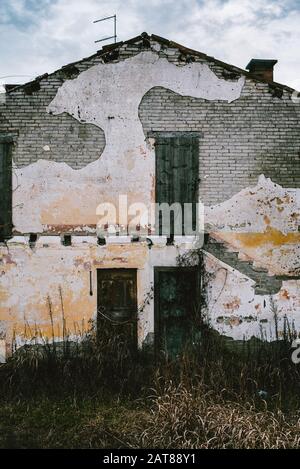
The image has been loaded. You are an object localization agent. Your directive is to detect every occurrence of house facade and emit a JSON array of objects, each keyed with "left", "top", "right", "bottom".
[{"left": 0, "top": 33, "right": 300, "bottom": 361}]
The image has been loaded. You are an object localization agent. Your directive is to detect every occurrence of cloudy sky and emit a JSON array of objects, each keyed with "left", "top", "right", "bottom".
[{"left": 0, "top": 0, "right": 299, "bottom": 92}]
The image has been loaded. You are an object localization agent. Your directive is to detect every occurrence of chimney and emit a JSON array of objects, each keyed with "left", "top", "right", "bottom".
[{"left": 246, "top": 59, "right": 278, "bottom": 83}]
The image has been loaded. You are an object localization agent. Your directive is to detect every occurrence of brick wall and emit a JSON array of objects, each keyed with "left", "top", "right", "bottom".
[
  {"left": 139, "top": 65, "right": 300, "bottom": 205},
  {"left": 0, "top": 38, "right": 299, "bottom": 203},
  {"left": 0, "top": 59, "right": 106, "bottom": 169}
]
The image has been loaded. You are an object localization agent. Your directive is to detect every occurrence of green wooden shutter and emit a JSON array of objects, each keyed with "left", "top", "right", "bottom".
[
  {"left": 0, "top": 141, "right": 12, "bottom": 240},
  {"left": 155, "top": 134, "right": 199, "bottom": 235}
]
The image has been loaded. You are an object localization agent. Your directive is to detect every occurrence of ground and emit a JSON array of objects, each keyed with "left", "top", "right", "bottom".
[
  {"left": 1, "top": 326, "right": 300, "bottom": 449},
  {"left": 0, "top": 397, "right": 146, "bottom": 449}
]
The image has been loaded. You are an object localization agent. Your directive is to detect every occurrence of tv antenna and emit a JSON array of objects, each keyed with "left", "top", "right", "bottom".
[{"left": 93, "top": 14, "right": 117, "bottom": 44}]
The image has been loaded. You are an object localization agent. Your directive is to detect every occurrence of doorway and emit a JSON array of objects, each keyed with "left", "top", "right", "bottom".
[
  {"left": 97, "top": 269, "right": 137, "bottom": 348},
  {"left": 154, "top": 267, "right": 198, "bottom": 359}
]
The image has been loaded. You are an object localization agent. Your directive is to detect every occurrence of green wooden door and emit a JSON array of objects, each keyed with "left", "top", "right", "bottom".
[
  {"left": 154, "top": 267, "right": 198, "bottom": 359},
  {"left": 0, "top": 141, "right": 12, "bottom": 240},
  {"left": 155, "top": 135, "right": 199, "bottom": 235}
]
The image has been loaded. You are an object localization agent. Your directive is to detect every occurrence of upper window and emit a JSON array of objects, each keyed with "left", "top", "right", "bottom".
[
  {"left": 154, "top": 132, "right": 200, "bottom": 236},
  {"left": 0, "top": 138, "right": 13, "bottom": 240}
]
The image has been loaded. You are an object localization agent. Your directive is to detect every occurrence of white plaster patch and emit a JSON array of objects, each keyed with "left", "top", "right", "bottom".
[
  {"left": 205, "top": 175, "right": 300, "bottom": 233},
  {"left": 47, "top": 51, "right": 244, "bottom": 160},
  {"left": 13, "top": 51, "right": 244, "bottom": 233},
  {"left": 203, "top": 175, "right": 300, "bottom": 276},
  {"left": 204, "top": 253, "right": 300, "bottom": 341}
]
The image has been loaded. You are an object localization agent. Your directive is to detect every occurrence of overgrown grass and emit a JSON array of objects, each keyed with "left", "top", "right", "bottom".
[
  {"left": 0, "top": 318, "right": 153, "bottom": 400},
  {"left": 139, "top": 382, "right": 300, "bottom": 449},
  {"left": 1, "top": 381, "right": 300, "bottom": 449},
  {"left": 1, "top": 313, "right": 300, "bottom": 448},
  {"left": 0, "top": 397, "right": 147, "bottom": 449}
]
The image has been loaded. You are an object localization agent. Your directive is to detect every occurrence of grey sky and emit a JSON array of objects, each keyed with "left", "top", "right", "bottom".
[{"left": 0, "top": 0, "right": 299, "bottom": 91}]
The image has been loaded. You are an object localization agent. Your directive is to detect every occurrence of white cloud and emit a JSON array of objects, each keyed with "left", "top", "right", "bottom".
[{"left": 0, "top": 0, "right": 299, "bottom": 91}]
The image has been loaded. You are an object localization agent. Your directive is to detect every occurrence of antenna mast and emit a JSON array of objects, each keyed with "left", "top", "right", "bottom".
[{"left": 93, "top": 15, "right": 117, "bottom": 44}]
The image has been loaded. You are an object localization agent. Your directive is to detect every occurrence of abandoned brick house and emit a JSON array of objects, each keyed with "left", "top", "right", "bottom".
[{"left": 0, "top": 32, "right": 300, "bottom": 362}]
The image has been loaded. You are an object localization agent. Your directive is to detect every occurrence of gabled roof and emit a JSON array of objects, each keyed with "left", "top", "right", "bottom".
[{"left": 6, "top": 32, "right": 295, "bottom": 95}]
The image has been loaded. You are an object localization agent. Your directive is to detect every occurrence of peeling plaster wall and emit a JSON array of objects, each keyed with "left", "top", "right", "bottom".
[
  {"left": 205, "top": 175, "right": 300, "bottom": 276},
  {"left": 0, "top": 237, "right": 196, "bottom": 350},
  {"left": 1, "top": 37, "right": 300, "bottom": 354},
  {"left": 1, "top": 233, "right": 299, "bottom": 349},
  {"left": 140, "top": 80, "right": 300, "bottom": 206},
  {"left": 204, "top": 253, "right": 300, "bottom": 341},
  {"left": 202, "top": 176, "right": 300, "bottom": 341},
  {"left": 1, "top": 39, "right": 298, "bottom": 234},
  {"left": 1, "top": 90, "right": 106, "bottom": 169},
  {"left": 12, "top": 50, "right": 244, "bottom": 234}
]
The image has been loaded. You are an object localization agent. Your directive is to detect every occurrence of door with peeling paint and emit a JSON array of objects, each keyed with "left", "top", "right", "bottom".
[
  {"left": 97, "top": 269, "right": 137, "bottom": 348},
  {"left": 154, "top": 267, "right": 198, "bottom": 359}
]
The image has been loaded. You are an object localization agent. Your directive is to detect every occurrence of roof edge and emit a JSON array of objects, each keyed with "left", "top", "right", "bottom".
[{"left": 5, "top": 32, "right": 296, "bottom": 95}]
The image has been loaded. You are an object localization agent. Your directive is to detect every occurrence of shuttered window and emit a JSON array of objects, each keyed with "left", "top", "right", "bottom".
[
  {"left": 155, "top": 133, "right": 199, "bottom": 235},
  {"left": 0, "top": 139, "right": 12, "bottom": 240}
]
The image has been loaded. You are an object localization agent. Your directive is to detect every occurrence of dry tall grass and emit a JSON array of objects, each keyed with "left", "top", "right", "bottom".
[
  {"left": 1, "top": 301, "right": 300, "bottom": 448},
  {"left": 138, "top": 382, "right": 300, "bottom": 449}
]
